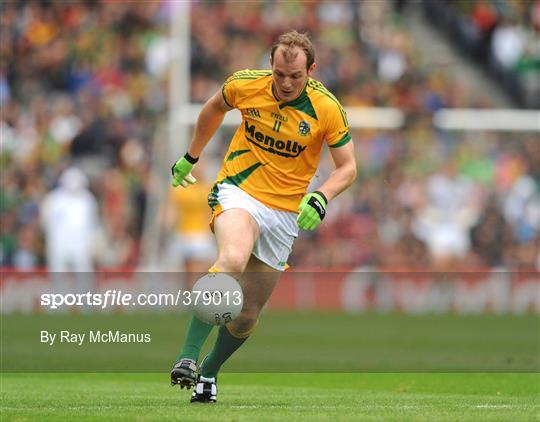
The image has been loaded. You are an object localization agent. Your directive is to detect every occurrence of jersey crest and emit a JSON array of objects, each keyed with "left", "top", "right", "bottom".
[{"left": 298, "top": 120, "right": 311, "bottom": 136}]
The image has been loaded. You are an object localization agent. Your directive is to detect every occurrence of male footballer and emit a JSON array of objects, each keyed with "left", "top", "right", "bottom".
[{"left": 170, "top": 30, "right": 356, "bottom": 403}]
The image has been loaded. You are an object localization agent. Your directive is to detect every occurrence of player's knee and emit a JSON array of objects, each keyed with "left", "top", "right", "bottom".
[{"left": 215, "top": 250, "right": 248, "bottom": 273}]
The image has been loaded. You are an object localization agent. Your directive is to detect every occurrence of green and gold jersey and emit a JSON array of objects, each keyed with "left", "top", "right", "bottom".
[{"left": 218, "top": 69, "right": 351, "bottom": 212}]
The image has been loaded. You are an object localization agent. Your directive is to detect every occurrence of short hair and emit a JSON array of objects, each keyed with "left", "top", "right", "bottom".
[{"left": 270, "top": 30, "right": 315, "bottom": 70}]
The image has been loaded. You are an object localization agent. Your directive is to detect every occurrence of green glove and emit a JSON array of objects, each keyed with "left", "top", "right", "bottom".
[
  {"left": 171, "top": 153, "right": 198, "bottom": 188},
  {"left": 297, "top": 191, "right": 328, "bottom": 231}
]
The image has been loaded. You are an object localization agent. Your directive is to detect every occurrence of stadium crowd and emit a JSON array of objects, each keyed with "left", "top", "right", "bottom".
[
  {"left": 1, "top": 0, "right": 538, "bottom": 271},
  {"left": 424, "top": 0, "right": 540, "bottom": 108},
  {"left": 1, "top": 1, "right": 168, "bottom": 269}
]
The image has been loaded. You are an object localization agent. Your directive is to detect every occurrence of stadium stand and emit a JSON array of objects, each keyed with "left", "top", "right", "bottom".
[
  {"left": 1, "top": 1, "right": 538, "bottom": 271},
  {"left": 423, "top": 0, "right": 540, "bottom": 109}
]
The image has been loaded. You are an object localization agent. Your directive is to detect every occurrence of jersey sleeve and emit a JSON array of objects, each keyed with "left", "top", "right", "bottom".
[
  {"left": 221, "top": 72, "right": 239, "bottom": 108},
  {"left": 324, "top": 100, "right": 351, "bottom": 148},
  {"left": 221, "top": 69, "right": 256, "bottom": 109}
]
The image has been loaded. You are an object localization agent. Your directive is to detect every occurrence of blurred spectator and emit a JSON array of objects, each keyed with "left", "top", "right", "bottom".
[
  {"left": 376, "top": 32, "right": 410, "bottom": 83},
  {"left": 470, "top": 196, "right": 511, "bottom": 267},
  {"left": 94, "top": 219, "right": 137, "bottom": 269},
  {"left": 471, "top": 0, "right": 498, "bottom": 61},
  {"left": 41, "top": 167, "right": 99, "bottom": 272},
  {"left": 378, "top": 206, "right": 429, "bottom": 268},
  {"left": 503, "top": 171, "right": 540, "bottom": 242},
  {"left": 2, "top": 0, "right": 538, "bottom": 273},
  {"left": 49, "top": 95, "right": 82, "bottom": 148},
  {"left": 423, "top": 0, "right": 540, "bottom": 108},
  {"left": 491, "top": 17, "right": 527, "bottom": 69},
  {"left": 12, "top": 225, "right": 40, "bottom": 270},
  {"left": 2, "top": 0, "right": 166, "bottom": 270},
  {"left": 413, "top": 162, "right": 480, "bottom": 270}
]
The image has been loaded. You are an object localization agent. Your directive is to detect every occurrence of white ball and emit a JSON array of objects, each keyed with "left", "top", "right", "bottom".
[{"left": 191, "top": 273, "right": 243, "bottom": 326}]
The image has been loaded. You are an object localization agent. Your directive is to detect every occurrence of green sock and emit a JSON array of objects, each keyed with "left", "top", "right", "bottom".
[
  {"left": 176, "top": 315, "right": 214, "bottom": 362},
  {"left": 200, "top": 325, "right": 248, "bottom": 378}
]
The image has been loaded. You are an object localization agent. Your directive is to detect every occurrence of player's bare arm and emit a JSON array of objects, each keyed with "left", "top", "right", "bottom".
[
  {"left": 317, "top": 141, "right": 357, "bottom": 201},
  {"left": 187, "top": 90, "right": 233, "bottom": 158},
  {"left": 296, "top": 141, "right": 356, "bottom": 231},
  {"left": 171, "top": 90, "right": 232, "bottom": 188}
]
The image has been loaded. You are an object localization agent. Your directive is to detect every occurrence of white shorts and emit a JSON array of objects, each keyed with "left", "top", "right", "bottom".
[
  {"left": 168, "top": 233, "right": 216, "bottom": 262},
  {"left": 210, "top": 183, "right": 298, "bottom": 271},
  {"left": 427, "top": 225, "right": 470, "bottom": 258}
]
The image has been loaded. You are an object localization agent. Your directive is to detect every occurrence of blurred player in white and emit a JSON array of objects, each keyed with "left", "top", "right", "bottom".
[{"left": 41, "top": 167, "right": 99, "bottom": 272}]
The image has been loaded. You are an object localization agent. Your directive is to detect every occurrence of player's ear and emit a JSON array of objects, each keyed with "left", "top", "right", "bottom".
[{"left": 308, "top": 62, "right": 317, "bottom": 76}]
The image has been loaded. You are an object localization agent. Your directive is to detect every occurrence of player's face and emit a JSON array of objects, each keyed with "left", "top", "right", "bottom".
[{"left": 271, "top": 47, "right": 316, "bottom": 102}]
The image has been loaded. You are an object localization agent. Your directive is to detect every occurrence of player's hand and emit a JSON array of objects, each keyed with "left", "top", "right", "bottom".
[
  {"left": 297, "top": 191, "right": 328, "bottom": 231},
  {"left": 171, "top": 153, "right": 198, "bottom": 188}
]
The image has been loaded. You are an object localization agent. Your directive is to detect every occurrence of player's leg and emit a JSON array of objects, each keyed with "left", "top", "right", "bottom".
[
  {"left": 191, "top": 188, "right": 296, "bottom": 402},
  {"left": 198, "top": 202, "right": 295, "bottom": 382},
  {"left": 192, "top": 254, "right": 279, "bottom": 403},
  {"left": 212, "top": 208, "right": 260, "bottom": 273},
  {"left": 199, "top": 254, "right": 280, "bottom": 379},
  {"left": 172, "top": 208, "right": 259, "bottom": 388}
]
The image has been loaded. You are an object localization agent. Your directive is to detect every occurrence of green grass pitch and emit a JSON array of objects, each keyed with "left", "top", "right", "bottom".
[
  {"left": 3, "top": 312, "right": 538, "bottom": 372},
  {"left": 1, "top": 373, "right": 538, "bottom": 421},
  {"left": 1, "top": 312, "right": 539, "bottom": 420}
]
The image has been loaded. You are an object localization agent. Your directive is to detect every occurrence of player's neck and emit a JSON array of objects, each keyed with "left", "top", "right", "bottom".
[
  {"left": 271, "top": 81, "right": 308, "bottom": 104},
  {"left": 271, "top": 83, "right": 283, "bottom": 102}
]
